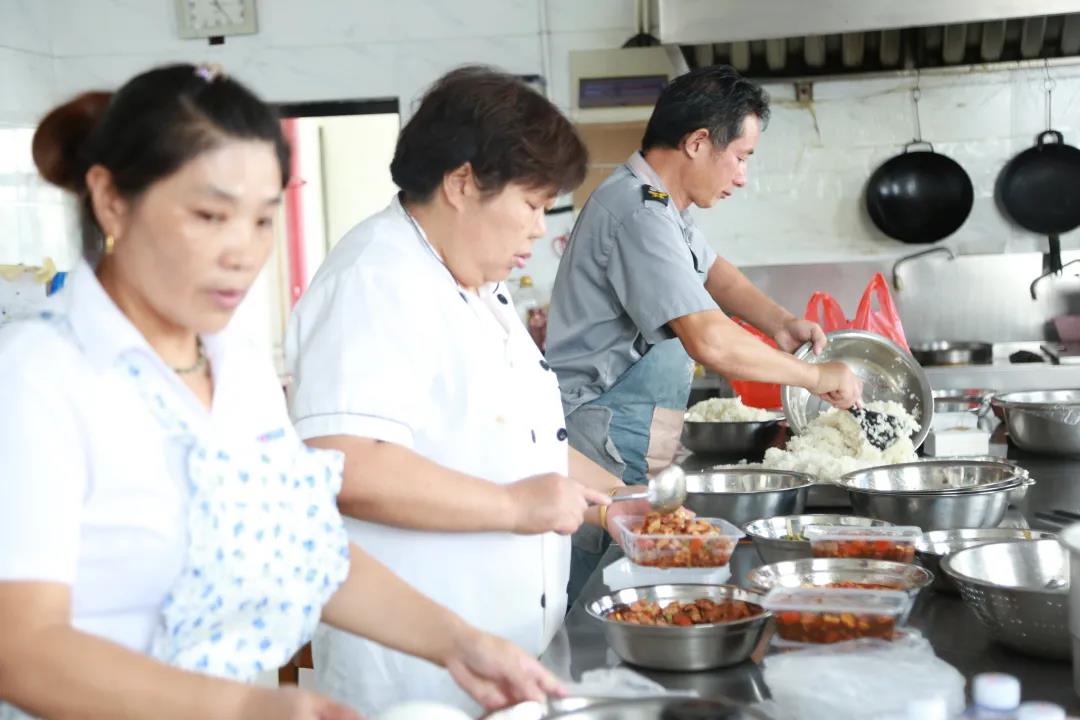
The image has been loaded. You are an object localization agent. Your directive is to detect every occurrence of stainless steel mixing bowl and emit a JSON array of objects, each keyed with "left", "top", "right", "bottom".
[
  {"left": 585, "top": 584, "right": 771, "bottom": 671},
  {"left": 992, "top": 390, "right": 1080, "bottom": 456},
  {"left": 681, "top": 417, "right": 783, "bottom": 457},
  {"left": 682, "top": 469, "right": 814, "bottom": 526},
  {"left": 744, "top": 557, "right": 932, "bottom": 622},
  {"left": 781, "top": 330, "right": 933, "bottom": 450},
  {"left": 742, "top": 513, "right": 891, "bottom": 564},
  {"left": 836, "top": 460, "right": 1033, "bottom": 531},
  {"left": 942, "top": 539, "right": 1070, "bottom": 659},
  {"left": 915, "top": 528, "right": 1057, "bottom": 594}
]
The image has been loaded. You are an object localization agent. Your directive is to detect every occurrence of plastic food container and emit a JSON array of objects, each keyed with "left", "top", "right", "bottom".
[
  {"left": 762, "top": 586, "right": 911, "bottom": 644},
  {"left": 804, "top": 525, "right": 921, "bottom": 563},
  {"left": 613, "top": 515, "right": 744, "bottom": 568}
]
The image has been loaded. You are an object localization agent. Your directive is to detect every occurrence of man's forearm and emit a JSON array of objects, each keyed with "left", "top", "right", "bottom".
[{"left": 704, "top": 256, "right": 794, "bottom": 336}]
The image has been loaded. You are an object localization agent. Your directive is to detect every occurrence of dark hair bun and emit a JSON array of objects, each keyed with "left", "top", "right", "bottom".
[{"left": 32, "top": 91, "right": 112, "bottom": 192}]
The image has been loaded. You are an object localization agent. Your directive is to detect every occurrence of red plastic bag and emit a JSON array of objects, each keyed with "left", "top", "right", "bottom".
[
  {"left": 802, "top": 272, "right": 909, "bottom": 351},
  {"left": 729, "top": 319, "right": 782, "bottom": 409}
]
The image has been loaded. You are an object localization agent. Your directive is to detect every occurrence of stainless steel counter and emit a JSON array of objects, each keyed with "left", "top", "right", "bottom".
[{"left": 541, "top": 443, "right": 1080, "bottom": 712}]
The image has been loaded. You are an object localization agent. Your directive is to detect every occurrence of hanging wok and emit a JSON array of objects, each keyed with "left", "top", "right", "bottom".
[
  {"left": 997, "top": 129, "right": 1080, "bottom": 276},
  {"left": 866, "top": 141, "right": 974, "bottom": 244}
]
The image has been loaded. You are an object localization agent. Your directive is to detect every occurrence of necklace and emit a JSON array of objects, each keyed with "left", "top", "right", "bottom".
[{"left": 172, "top": 337, "right": 209, "bottom": 375}]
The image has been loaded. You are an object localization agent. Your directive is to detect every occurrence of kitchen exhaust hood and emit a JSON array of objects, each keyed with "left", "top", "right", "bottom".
[{"left": 653, "top": 0, "right": 1080, "bottom": 76}]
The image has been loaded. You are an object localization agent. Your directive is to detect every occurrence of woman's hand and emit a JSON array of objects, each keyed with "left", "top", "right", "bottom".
[
  {"left": 442, "top": 625, "right": 565, "bottom": 711},
  {"left": 506, "top": 473, "right": 611, "bottom": 535}
]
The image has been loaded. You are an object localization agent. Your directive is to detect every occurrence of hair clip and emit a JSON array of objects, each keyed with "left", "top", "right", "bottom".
[{"left": 194, "top": 63, "right": 225, "bottom": 83}]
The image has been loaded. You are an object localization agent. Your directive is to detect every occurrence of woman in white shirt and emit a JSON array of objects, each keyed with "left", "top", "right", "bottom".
[
  {"left": 0, "top": 63, "right": 563, "bottom": 720},
  {"left": 286, "top": 66, "right": 642, "bottom": 716}
]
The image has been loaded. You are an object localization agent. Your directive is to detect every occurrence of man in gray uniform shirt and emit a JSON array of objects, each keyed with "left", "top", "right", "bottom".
[{"left": 546, "top": 65, "right": 863, "bottom": 600}]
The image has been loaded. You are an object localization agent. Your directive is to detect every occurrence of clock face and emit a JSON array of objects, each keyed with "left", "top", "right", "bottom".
[
  {"left": 177, "top": 0, "right": 257, "bottom": 38},
  {"left": 188, "top": 0, "right": 246, "bottom": 30}
]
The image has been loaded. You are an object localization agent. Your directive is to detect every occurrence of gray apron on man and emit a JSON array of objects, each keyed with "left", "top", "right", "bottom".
[{"left": 546, "top": 152, "right": 720, "bottom": 602}]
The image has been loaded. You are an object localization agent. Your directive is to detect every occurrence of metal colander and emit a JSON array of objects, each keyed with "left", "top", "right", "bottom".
[{"left": 941, "top": 539, "right": 1070, "bottom": 659}]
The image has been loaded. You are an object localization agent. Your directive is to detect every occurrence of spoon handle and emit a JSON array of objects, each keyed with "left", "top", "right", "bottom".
[{"left": 609, "top": 491, "right": 649, "bottom": 503}]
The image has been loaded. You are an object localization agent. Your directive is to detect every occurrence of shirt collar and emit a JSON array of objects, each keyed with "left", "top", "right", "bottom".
[
  {"left": 624, "top": 151, "right": 695, "bottom": 231},
  {"left": 63, "top": 259, "right": 232, "bottom": 373},
  {"left": 393, "top": 194, "right": 501, "bottom": 298}
]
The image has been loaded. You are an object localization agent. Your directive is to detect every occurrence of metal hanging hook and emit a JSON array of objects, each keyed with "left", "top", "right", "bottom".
[
  {"left": 911, "top": 69, "right": 924, "bottom": 143},
  {"left": 1044, "top": 59, "right": 1056, "bottom": 131}
]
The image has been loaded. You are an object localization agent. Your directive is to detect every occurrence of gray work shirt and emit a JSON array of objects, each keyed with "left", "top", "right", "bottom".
[{"left": 546, "top": 152, "right": 719, "bottom": 414}]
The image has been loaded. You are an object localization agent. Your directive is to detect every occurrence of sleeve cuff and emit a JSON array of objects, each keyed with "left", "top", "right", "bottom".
[{"left": 293, "top": 412, "right": 415, "bottom": 448}]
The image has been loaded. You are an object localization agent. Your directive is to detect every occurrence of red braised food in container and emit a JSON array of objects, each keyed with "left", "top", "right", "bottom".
[
  {"left": 614, "top": 508, "right": 744, "bottom": 568},
  {"left": 606, "top": 597, "right": 764, "bottom": 627},
  {"left": 762, "top": 587, "right": 911, "bottom": 644},
  {"left": 804, "top": 525, "right": 921, "bottom": 564}
]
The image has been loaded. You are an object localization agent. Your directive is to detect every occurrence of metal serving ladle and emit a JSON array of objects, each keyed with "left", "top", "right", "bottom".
[{"left": 608, "top": 464, "right": 687, "bottom": 513}]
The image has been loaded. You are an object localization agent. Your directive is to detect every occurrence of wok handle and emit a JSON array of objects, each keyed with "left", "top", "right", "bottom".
[
  {"left": 1037, "top": 130, "right": 1065, "bottom": 147},
  {"left": 903, "top": 140, "right": 935, "bottom": 153},
  {"left": 1050, "top": 234, "right": 1063, "bottom": 274}
]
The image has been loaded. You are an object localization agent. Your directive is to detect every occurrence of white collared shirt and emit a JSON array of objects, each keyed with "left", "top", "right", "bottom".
[
  {"left": 285, "top": 196, "right": 571, "bottom": 714},
  {"left": 0, "top": 261, "right": 298, "bottom": 652}
]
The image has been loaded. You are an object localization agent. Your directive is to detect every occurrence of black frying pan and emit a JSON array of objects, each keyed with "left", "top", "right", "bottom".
[
  {"left": 997, "top": 129, "right": 1080, "bottom": 275},
  {"left": 866, "top": 142, "right": 974, "bottom": 244}
]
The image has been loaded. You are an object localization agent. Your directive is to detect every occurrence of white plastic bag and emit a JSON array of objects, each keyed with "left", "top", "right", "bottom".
[{"left": 762, "top": 633, "right": 965, "bottom": 720}]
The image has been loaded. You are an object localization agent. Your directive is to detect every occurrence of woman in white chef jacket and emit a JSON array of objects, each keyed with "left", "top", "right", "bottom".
[
  {"left": 286, "top": 66, "right": 640, "bottom": 716},
  {"left": 0, "top": 64, "right": 565, "bottom": 720}
]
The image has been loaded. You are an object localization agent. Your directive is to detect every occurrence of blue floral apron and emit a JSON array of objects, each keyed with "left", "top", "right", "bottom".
[{"left": 0, "top": 315, "right": 351, "bottom": 720}]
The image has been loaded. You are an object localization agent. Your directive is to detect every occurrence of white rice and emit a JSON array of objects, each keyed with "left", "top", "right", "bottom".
[
  {"left": 760, "top": 401, "right": 920, "bottom": 482},
  {"left": 686, "top": 396, "right": 777, "bottom": 422}
]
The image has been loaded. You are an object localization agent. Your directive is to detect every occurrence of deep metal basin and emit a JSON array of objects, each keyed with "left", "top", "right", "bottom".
[
  {"left": 680, "top": 418, "right": 783, "bottom": 457},
  {"left": 585, "top": 584, "right": 771, "bottom": 672},
  {"left": 683, "top": 469, "right": 814, "bottom": 526},
  {"left": 782, "top": 330, "right": 934, "bottom": 450},
  {"left": 742, "top": 513, "right": 891, "bottom": 564},
  {"left": 916, "top": 528, "right": 1058, "bottom": 594},
  {"left": 993, "top": 389, "right": 1080, "bottom": 456}
]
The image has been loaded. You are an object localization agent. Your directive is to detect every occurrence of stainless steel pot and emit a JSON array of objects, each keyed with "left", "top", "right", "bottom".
[
  {"left": 992, "top": 390, "right": 1080, "bottom": 456},
  {"left": 585, "top": 584, "right": 771, "bottom": 672},
  {"left": 682, "top": 469, "right": 814, "bottom": 526},
  {"left": 911, "top": 341, "right": 992, "bottom": 366}
]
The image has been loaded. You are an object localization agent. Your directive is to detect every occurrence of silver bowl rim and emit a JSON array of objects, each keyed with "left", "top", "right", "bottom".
[
  {"left": 744, "top": 557, "right": 934, "bottom": 593},
  {"left": 836, "top": 459, "right": 1029, "bottom": 496},
  {"left": 991, "top": 388, "right": 1080, "bottom": 409},
  {"left": 939, "top": 539, "right": 1070, "bottom": 595},
  {"left": 585, "top": 583, "right": 772, "bottom": 632},
  {"left": 741, "top": 513, "right": 891, "bottom": 539},
  {"left": 782, "top": 329, "right": 934, "bottom": 449},
  {"left": 684, "top": 468, "right": 817, "bottom": 494},
  {"left": 682, "top": 416, "right": 785, "bottom": 427},
  {"left": 915, "top": 528, "right": 1058, "bottom": 556}
]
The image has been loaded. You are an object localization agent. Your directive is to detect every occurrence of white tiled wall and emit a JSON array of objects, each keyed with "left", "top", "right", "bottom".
[
  {"left": 699, "top": 64, "right": 1080, "bottom": 266},
  {"left": 6, "top": 0, "right": 1080, "bottom": 275}
]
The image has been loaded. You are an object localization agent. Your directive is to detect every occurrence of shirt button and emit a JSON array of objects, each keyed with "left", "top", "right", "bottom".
[
  {"left": 531, "top": 430, "right": 537, "bottom": 443},
  {"left": 540, "top": 593, "right": 546, "bottom": 608},
  {"left": 539, "top": 359, "right": 550, "bottom": 371},
  {"left": 497, "top": 294, "right": 509, "bottom": 304},
  {"left": 556, "top": 428, "right": 568, "bottom": 442}
]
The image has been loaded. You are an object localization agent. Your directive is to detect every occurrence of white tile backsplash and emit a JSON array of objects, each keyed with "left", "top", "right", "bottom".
[
  {"left": 0, "top": 46, "right": 54, "bottom": 124},
  {"left": 0, "top": 0, "right": 52, "bottom": 54}
]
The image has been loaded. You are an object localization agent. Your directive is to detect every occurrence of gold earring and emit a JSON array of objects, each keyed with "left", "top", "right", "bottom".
[{"left": 104, "top": 235, "right": 115, "bottom": 255}]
